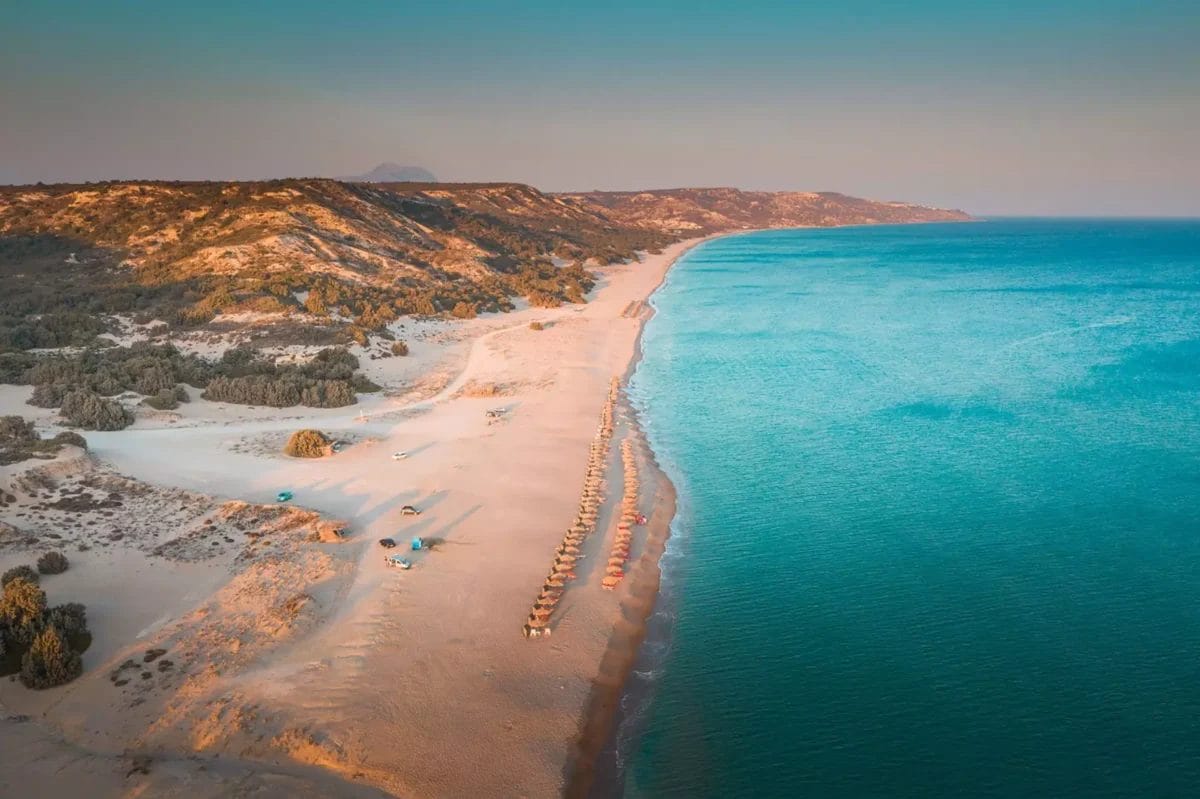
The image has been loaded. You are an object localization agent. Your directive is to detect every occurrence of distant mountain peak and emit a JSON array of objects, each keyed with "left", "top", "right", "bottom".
[{"left": 338, "top": 163, "right": 437, "bottom": 183}]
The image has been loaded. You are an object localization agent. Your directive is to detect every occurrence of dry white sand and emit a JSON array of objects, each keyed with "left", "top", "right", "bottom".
[{"left": 0, "top": 239, "right": 700, "bottom": 797}]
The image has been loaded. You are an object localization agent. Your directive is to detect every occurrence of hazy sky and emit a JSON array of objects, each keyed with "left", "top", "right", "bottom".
[{"left": 2, "top": 1, "right": 1198, "bottom": 215}]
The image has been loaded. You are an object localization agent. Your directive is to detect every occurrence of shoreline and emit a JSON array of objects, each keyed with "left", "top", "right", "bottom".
[{"left": 563, "top": 236, "right": 711, "bottom": 798}]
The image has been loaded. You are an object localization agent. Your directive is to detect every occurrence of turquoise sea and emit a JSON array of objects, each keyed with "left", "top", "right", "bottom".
[{"left": 616, "top": 220, "right": 1200, "bottom": 797}]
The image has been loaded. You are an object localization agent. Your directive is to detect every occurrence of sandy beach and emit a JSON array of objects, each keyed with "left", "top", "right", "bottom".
[{"left": 0, "top": 238, "right": 702, "bottom": 797}]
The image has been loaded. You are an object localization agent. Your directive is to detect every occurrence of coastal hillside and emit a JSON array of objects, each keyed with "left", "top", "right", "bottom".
[
  {"left": 0, "top": 180, "right": 967, "bottom": 351},
  {"left": 0, "top": 179, "right": 669, "bottom": 350},
  {"left": 568, "top": 188, "right": 970, "bottom": 235}
]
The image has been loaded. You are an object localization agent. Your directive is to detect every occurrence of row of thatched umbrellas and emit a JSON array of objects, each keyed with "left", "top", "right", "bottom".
[
  {"left": 603, "top": 437, "right": 640, "bottom": 590},
  {"left": 523, "top": 377, "right": 622, "bottom": 639}
]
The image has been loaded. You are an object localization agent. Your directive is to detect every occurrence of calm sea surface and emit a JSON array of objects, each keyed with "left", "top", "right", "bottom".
[{"left": 618, "top": 220, "right": 1200, "bottom": 797}]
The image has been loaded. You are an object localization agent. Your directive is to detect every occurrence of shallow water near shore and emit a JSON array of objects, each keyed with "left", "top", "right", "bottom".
[{"left": 618, "top": 220, "right": 1200, "bottom": 797}]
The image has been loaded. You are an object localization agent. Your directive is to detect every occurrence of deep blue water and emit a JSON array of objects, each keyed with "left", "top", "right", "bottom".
[{"left": 619, "top": 219, "right": 1200, "bottom": 798}]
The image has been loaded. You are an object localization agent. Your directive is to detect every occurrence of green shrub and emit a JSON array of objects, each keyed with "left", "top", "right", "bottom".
[
  {"left": 59, "top": 389, "right": 133, "bottom": 430},
  {"left": 1, "top": 565, "right": 39, "bottom": 588},
  {"left": 391, "top": 341, "right": 409, "bottom": 356},
  {"left": 284, "top": 429, "right": 330, "bottom": 458},
  {"left": 28, "top": 382, "right": 68, "bottom": 408},
  {"left": 1, "top": 416, "right": 88, "bottom": 464},
  {"left": 52, "top": 430, "right": 88, "bottom": 449},
  {"left": 142, "top": 388, "right": 179, "bottom": 410},
  {"left": 46, "top": 602, "right": 87, "bottom": 636},
  {"left": 37, "top": 551, "right": 69, "bottom": 575},
  {"left": 19, "top": 625, "right": 82, "bottom": 689},
  {"left": 0, "top": 415, "right": 37, "bottom": 445},
  {"left": 350, "top": 374, "right": 381, "bottom": 393}
]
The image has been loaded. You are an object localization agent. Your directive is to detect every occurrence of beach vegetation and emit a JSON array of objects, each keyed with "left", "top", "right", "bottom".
[
  {"left": 52, "top": 430, "right": 89, "bottom": 449},
  {"left": 19, "top": 625, "right": 82, "bottom": 689},
  {"left": 0, "top": 577, "right": 45, "bottom": 643},
  {"left": 1, "top": 416, "right": 87, "bottom": 464},
  {"left": 5, "top": 342, "right": 378, "bottom": 412},
  {"left": 37, "top": 551, "right": 69, "bottom": 575},
  {"left": 284, "top": 429, "right": 332, "bottom": 458},
  {"left": 142, "top": 384, "right": 188, "bottom": 410},
  {"left": 59, "top": 389, "right": 134, "bottom": 430},
  {"left": 0, "top": 577, "right": 91, "bottom": 685},
  {"left": 2, "top": 565, "right": 40, "bottom": 589}
]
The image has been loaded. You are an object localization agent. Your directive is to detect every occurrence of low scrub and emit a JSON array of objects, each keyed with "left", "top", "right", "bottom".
[
  {"left": 0, "top": 577, "right": 91, "bottom": 687},
  {"left": 37, "top": 551, "right": 69, "bottom": 575},
  {"left": 391, "top": 340, "right": 409, "bottom": 356},
  {"left": 7, "top": 343, "right": 378, "bottom": 414},
  {"left": 60, "top": 389, "right": 133, "bottom": 430},
  {"left": 284, "top": 429, "right": 331, "bottom": 458},
  {"left": 142, "top": 385, "right": 189, "bottom": 410},
  {"left": 0, "top": 416, "right": 86, "bottom": 464},
  {"left": 1, "top": 565, "right": 39, "bottom": 588},
  {"left": 20, "top": 625, "right": 82, "bottom": 689}
]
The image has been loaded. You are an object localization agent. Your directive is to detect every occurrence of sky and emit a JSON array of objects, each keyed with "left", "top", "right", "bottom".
[{"left": 2, "top": 1, "right": 1198, "bottom": 215}]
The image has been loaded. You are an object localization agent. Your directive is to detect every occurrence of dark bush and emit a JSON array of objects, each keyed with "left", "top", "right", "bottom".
[
  {"left": 19, "top": 344, "right": 214, "bottom": 410},
  {"left": 351, "top": 374, "right": 381, "bottom": 394},
  {"left": 20, "top": 625, "right": 82, "bottom": 689},
  {"left": 10, "top": 343, "right": 376, "bottom": 412},
  {"left": 59, "top": 389, "right": 133, "bottom": 430},
  {"left": 284, "top": 429, "right": 331, "bottom": 458},
  {"left": 37, "top": 551, "right": 69, "bottom": 575},
  {"left": 0, "top": 353, "right": 37, "bottom": 383},
  {"left": 391, "top": 341, "right": 409, "bottom": 356},
  {"left": 142, "top": 388, "right": 179, "bottom": 410},
  {"left": 0, "top": 415, "right": 37, "bottom": 445},
  {"left": 52, "top": 430, "right": 88, "bottom": 449},
  {"left": 46, "top": 602, "right": 87, "bottom": 636},
  {"left": 1, "top": 416, "right": 89, "bottom": 464},
  {"left": 203, "top": 375, "right": 301, "bottom": 407},
  {"left": 29, "top": 382, "right": 69, "bottom": 408},
  {"left": 2, "top": 565, "right": 39, "bottom": 588},
  {"left": 201, "top": 348, "right": 366, "bottom": 408}
]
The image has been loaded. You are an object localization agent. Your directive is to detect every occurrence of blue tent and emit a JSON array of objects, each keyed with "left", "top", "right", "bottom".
[{"left": 411, "top": 536, "right": 423, "bottom": 551}]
